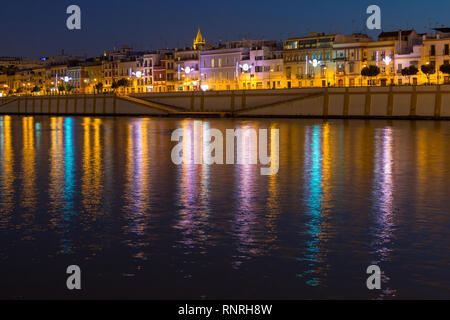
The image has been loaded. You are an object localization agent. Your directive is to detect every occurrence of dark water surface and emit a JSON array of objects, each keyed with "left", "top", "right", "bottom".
[{"left": 0, "top": 115, "right": 449, "bottom": 299}]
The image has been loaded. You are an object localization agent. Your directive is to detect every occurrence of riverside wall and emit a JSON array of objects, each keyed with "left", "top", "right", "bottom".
[{"left": 1, "top": 86, "right": 450, "bottom": 119}]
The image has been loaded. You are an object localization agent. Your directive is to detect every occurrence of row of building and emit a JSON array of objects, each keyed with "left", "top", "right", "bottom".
[{"left": 2, "top": 27, "right": 450, "bottom": 96}]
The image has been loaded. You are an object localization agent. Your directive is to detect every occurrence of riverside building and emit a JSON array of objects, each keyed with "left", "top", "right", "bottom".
[{"left": 3, "top": 27, "right": 450, "bottom": 96}]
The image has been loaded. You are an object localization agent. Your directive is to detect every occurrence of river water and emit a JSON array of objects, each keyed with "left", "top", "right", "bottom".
[{"left": 0, "top": 115, "right": 449, "bottom": 299}]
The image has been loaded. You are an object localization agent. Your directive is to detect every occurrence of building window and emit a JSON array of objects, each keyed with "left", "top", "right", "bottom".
[
  {"left": 431, "top": 45, "right": 436, "bottom": 56},
  {"left": 349, "top": 63, "right": 354, "bottom": 73},
  {"left": 445, "top": 44, "right": 450, "bottom": 55}
]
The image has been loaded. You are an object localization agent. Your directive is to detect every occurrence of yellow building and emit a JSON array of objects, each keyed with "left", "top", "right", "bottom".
[
  {"left": 83, "top": 64, "right": 103, "bottom": 94},
  {"left": 284, "top": 33, "right": 340, "bottom": 88},
  {"left": 421, "top": 28, "right": 450, "bottom": 84},
  {"left": 333, "top": 34, "right": 372, "bottom": 87}
]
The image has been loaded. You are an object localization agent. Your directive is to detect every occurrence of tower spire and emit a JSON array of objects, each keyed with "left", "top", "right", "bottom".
[{"left": 193, "top": 27, "right": 205, "bottom": 50}]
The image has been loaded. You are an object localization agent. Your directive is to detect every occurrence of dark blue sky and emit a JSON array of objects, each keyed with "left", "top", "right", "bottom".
[{"left": 1, "top": 0, "right": 449, "bottom": 58}]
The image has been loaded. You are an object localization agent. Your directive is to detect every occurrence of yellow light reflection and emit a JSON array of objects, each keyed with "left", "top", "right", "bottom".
[
  {"left": 49, "top": 117, "right": 65, "bottom": 228},
  {"left": 81, "top": 117, "right": 103, "bottom": 218},
  {"left": 0, "top": 116, "right": 14, "bottom": 224}
]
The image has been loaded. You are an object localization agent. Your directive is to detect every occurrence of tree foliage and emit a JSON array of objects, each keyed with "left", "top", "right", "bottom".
[
  {"left": 440, "top": 63, "right": 450, "bottom": 75},
  {"left": 361, "top": 65, "right": 380, "bottom": 77},
  {"left": 95, "top": 82, "right": 104, "bottom": 93},
  {"left": 65, "top": 84, "right": 74, "bottom": 92},
  {"left": 117, "top": 78, "right": 130, "bottom": 87},
  {"left": 401, "top": 66, "right": 419, "bottom": 85},
  {"left": 401, "top": 65, "right": 419, "bottom": 77},
  {"left": 421, "top": 64, "right": 436, "bottom": 84},
  {"left": 421, "top": 64, "right": 436, "bottom": 76}
]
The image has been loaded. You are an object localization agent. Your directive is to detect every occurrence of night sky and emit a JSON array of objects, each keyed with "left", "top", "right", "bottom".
[{"left": 1, "top": 0, "right": 449, "bottom": 58}]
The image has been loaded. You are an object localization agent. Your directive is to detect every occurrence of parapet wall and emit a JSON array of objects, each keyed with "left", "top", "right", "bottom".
[{"left": 1, "top": 86, "right": 450, "bottom": 119}]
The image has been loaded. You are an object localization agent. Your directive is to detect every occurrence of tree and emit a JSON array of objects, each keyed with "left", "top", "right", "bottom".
[
  {"left": 401, "top": 66, "right": 419, "bottom": 85},
  {"left": 65, "top": 84, "right": 74, "bottom": 93},
  {"left": 111, "top": 81, "right": 119, "bottom": 92},
  {"left": 421, "top": 64, "right": 436, "bottom": 85},
  {"left": 361, "top": 65, "right": 380, "bottom": 86},
  {"left": 95, "top": 82, "right": 104, "bottom": 94},
  {"left": 117, "top": 78, "right": 130, "bottom": 88},
  {"left": 440, "top": 64, "right": 450, "bottom": 84},
  {"left": 31, "top": 85, "right": 41, "bottom": 93},
  {"left": 58, "top": 84, "right": 66, "bottom": 94}
]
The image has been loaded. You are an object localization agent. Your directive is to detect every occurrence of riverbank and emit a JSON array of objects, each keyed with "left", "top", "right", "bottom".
[{"left": 1, "top": 86, "right": 450, "bottom": 119}]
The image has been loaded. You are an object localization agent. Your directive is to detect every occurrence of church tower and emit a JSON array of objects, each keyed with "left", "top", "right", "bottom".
[{"left": 193, "top": 28, "right": 205, "bottom": 50}]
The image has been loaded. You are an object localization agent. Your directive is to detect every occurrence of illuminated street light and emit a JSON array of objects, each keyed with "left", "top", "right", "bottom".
[
  {"left": 309, "top": 58, "right": 321, "bottom": 68},
  {"left": 239, "top": 63, "right": 252, "bottom": 72},
  {"left": 181, "top": 66, "right": 194, "bottom": 74},
  {"left": 383, "top": 56, "right": 392, "bottom": 66},
  {"left": 60, "top": 76, "right": 72, "bottom": 83}
]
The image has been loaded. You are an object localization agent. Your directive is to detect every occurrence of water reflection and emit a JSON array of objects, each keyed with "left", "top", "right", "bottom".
[
  {"left": 19, "top": 117, "right": 37, "bottom": 239},
  {"left": 297, "top": 123, "right": 331, "bottom": 287},
  {"left": 48, "top": 117, "right": 77, "bottom": 254},
  {"left": 49, "top": 117, "right": 66, "bottom": 233},
  {"left": 61, "top": 117, "right": 76, "bottom": 254},
  {"left": 264, "top": 124, "right": 281, "bottom": 252},
  {"left": 173, "top": 120, "right": 211, "bottom": 277},
  {"left": 0, "top": 116, "right": 14, "bottom": 226},
  {"left": 81, "top": 118, "right": 103, "bottom": 218},
  {"left": 370, "top": 126, "right": 397, "bottom": 297},
  {"left": 0, "top": 116, "right": 449, "bottom": 299},
  {"left": 232, "top": 122, "right": 262, "bottom": 269},
  {"left": 123, "top": 118, "right": 153, "bottom": 265}
]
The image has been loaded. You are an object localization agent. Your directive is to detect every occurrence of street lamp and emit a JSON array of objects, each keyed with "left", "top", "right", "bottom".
[
  {"left": 307, "top": 58, "right": 321, "bottom": 87},
  {"left": 269, "top": 68, "right": 274, "bottom": 89},
  {"left": 180, "top": 66, "right": 196, "bottom": 91},
  {"left": 239, "top": 63, "right": 253, "bottom": 90}
]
